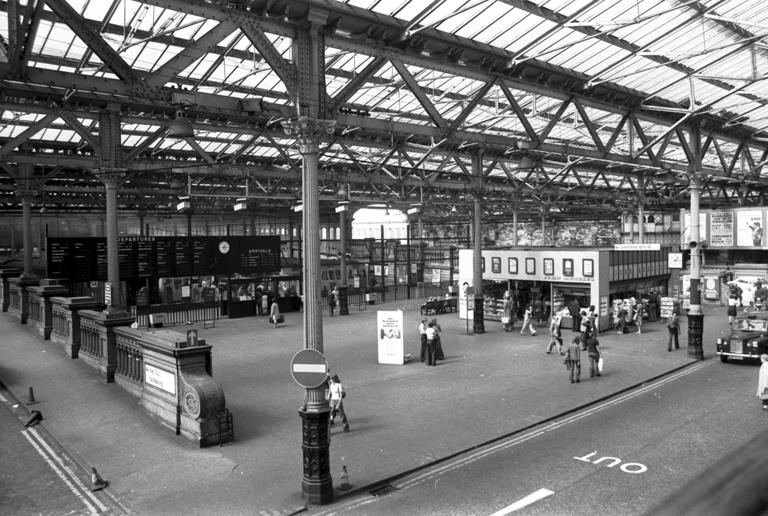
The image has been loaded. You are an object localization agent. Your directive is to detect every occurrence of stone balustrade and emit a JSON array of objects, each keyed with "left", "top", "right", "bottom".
[
  {"left": 50, "top": 297, "right": 105, "bottom": 358},
  {"left": 8, "top": 276, "right": 40, "bottom": 323},
  {"left": 0, "top": 268, "right": 22, "bottom": 312},
  {"left": 27, "top": 280, "right": 68, "bottom": 339},
  {"left": 78, "top": 309, "right": 135, "bottom": 383},
  {"left": 112, "top": 327, "right": 233, "bottom": 447}
]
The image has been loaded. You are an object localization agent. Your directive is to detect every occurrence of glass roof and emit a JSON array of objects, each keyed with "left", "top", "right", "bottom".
[{"left": 1, "top": 0, "right": 768, "bottom": 215}]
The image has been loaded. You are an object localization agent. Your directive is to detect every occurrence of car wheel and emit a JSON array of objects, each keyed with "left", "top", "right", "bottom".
[{"left": 720, "top": 355, "right": 728, "bottom": 363}]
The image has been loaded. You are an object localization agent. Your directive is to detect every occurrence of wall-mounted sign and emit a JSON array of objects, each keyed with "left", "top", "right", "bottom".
[{"left": 144, "top": 364, "right": 176, "bottom": 395}]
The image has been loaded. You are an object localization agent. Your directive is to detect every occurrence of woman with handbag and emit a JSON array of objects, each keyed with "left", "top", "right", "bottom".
[
  {"left": 269, "top": 299, "right": 282, "bottom": 328},
  {"left": 757, "top": 354, "right": 768, "bottom": 410}
]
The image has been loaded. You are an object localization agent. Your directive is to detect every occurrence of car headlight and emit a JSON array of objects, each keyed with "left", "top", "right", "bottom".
[
  {"left": 716, "top": 338, "right": 723, "bottom": 345},
  {"left": 751, "top": 341, "right": 759, "bottom": 348}
]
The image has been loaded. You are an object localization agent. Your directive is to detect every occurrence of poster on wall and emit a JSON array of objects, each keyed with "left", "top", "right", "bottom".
[
  {"left": 736, "top": 209, "right": 764, "bottom": 247},
  {"left": 377, "top": 310, "right": 405, "bottom": 364},
  {"left": 709, "top": 211, "right": 734, "bottom": 247}
]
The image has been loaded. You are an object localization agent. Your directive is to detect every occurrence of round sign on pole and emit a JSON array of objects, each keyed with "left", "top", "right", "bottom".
[{"left": 290, "top": 349, "right": 329, "bottom": 389}]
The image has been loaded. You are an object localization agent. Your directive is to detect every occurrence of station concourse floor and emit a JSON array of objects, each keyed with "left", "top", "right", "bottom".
[{"left": 0, "top": 299, "right": 720, "bottom": 515}]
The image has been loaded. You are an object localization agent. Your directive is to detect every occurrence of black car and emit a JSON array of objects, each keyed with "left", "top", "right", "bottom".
[{"left": 716, "top": 311, "right": 768, "bottom": 363}]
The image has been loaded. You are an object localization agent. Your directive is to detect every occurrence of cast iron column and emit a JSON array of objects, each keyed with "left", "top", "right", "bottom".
[
  {"left": 688, "top": 172, "right": 704, "bottom": 359},
  {"left": 472, "top": 152, "right": 484, "bottom": 333},
  {"left": 338, "top": 205, "right": 349, "bottom": 315},
  {"left": 283, "top": 116, "right": 335, "bottom": 504},
  {"left": 17, "top": 189, "right": 37, "bottom": 279},
  {"left": 95, "top": 170, "right": 125, "bottom": 314},
  {"left": 638, "top": 203, "right": 645, "bottom": 244}
]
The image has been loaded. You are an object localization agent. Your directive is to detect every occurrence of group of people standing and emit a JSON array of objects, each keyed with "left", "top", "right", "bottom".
[
  {"left": 419, "top": 317, "right": 445, "bottom": 366},
  {"left": 563, "top": 321, "right": 602, "bottom": 384}
]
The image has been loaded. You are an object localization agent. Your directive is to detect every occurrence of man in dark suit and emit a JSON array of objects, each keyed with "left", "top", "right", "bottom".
[{"left": 568, "top": 299, "right": 581, "bottom": 332}]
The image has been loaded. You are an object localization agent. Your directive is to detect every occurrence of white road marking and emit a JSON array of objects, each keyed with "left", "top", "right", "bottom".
[
  {"left": 24, "top": 427, "right": 109, "bottom": 513},
  {"left": 316, "top": 361, "right": 712, "bottom": 515},
  {"left": 22, "top": 429, "right": 100, "bottom": 514},
  {"left": 489, "top": 488, "right": 555, "bottom": 515}
]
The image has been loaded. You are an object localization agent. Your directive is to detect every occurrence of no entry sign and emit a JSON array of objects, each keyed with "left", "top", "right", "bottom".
[{"left": 290, "top": 349, "right": 329, "bottom": 388}]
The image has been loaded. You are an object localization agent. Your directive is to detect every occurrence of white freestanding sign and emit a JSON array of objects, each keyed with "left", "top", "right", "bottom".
[{"left": 377, "top": 310, "right": 404, "bottom": 364}]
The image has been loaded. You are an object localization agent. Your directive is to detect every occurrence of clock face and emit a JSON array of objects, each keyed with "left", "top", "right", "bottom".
[{"left": 218, "top": 241, "right": 230, "bottom": 254}]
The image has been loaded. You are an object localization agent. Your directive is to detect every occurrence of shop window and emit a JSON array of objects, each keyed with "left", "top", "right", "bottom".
[
  {"left": 543, "top": 258, "right": 554, "bottom": 276},
  {"left": 525, "top": 257, "right": 536, "bottom": 275},
  {"left": 508, "top": 257, "right": 518, "bottom": 274},
  {"left": 583, "top": 259, "right": 593, "bottom": 277},
  {"left": 491, "top": 257, "right": 501, "bottom": 273},
  {"left": 563, "top": 258, "right": 574, "bottom": 276}
]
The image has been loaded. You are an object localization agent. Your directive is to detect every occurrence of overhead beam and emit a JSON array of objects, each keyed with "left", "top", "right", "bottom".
[{"left": 44, "top": 0, "right": 144, "bottom": 87}]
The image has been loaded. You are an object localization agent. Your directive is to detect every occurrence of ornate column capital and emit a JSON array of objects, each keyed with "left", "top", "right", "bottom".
[
  {"left": 281, "top": 116, "right": 335, "bottom": 154},
  {"left": 92, "top": 168, "right": 127, "bottom": 189},
  {"left": 686, "top": 171, "right": 702, "bottom": 191}
]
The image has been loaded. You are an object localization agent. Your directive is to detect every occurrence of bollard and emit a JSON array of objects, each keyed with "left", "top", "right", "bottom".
[
  {"left": 338, "top": 465, "right": 351, "bottom": 491},
  {"left": 90, "top": 467, "right": 108, "bottom": 491},
  {"left": 27, "top": 387, "right": 39, "bottom": 405}
]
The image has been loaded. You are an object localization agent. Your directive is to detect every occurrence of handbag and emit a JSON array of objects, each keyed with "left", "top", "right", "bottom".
[
  {"left": 277, "top": 314, "right": 285, "bottom": 323},
  {"left": 598, "top": 356, "right": 604, "bottom": 373},
  {"left": 501, "top": 316, "right": 510, "bottom": 324}
]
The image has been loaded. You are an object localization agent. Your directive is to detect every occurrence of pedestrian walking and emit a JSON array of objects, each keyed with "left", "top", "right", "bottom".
[
  {"left": 634, "top": 300, "right": 645, "bottom": 334},
  {"left": 328, "top": 287, "right": 337, "bottom": 316},
  {"left": 587, "top": 305, "right": 598, "bottom": 334},
  {"left": 327, "top": 373, "right": 350, "bottom": 432},
  {"left": 425, "top": 321, "right": 437, "bottom": 366},
  {"left": 667, "top": 311, "right": 680, "bottom": 351},
  {"left": 568, "top": 299, "right": 581, "bottom": 332},
  {"left": 757, "top": 354, "right": 768, "bottom": 410},
  {"left": 502, "top": 293, "right": 514, "bottom": 332},
  {"left": 261, "top": 293, "right": 269, "bottom": 319},
  {"left": 419, "top": 317, "right": 428, "bottom": 362},
  {"left": 431, "top": 318, "right": 445, "bottom": 360},
  {"left": 564, "top": 336, "right": 582, "bottom": 383},
  {"left": 546, "top": 311, "right": 564, "bottom": 355},
  {"left": 269, "top": 299, "right": 282, "bottom": 328},
  {"left": 520, "top": 304, "right": 537, "bottom": 336},
  {"left": 617, "top": 305, "right": 626, "bottom": 334},
  {"left": 586, "top": 334, "right": 601, "bottom": 378},
  {"left": 728, "top": 295, "right": 738, "bottom": 326}
]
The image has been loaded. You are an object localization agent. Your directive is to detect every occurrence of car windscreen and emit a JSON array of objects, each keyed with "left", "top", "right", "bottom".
[{"left": 734, "top": 319, "right": 768, "bottom": 332}]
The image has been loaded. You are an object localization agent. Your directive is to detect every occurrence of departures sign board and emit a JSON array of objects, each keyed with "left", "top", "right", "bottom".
[{"left": 47, "top": 236, "right": 280, "bottom": 281}]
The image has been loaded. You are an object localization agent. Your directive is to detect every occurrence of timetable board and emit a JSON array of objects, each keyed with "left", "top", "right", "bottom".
[{"left": 47, "top": 236, "right": 280, "bottom": 281}]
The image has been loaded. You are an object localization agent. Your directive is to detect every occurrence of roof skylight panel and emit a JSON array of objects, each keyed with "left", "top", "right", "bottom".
[
  {"left": 82, "top": 0, "right": 111, "bottom": 20},
  {"left": 453, "top": 2, "right": 516, "bottom": 43},
  {"left": 425, "top": 0, "right": 497, "bottom": 36},
  {"left": 500, "top": 14, "right": 562, "bottom": 54}
]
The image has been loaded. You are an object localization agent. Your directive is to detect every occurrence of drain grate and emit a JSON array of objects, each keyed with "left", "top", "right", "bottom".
[{"left": 369, "top": 484, "right": 398, "bottom": 497}]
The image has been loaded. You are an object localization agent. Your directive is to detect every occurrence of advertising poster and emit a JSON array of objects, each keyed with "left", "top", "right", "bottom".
[
  {"left": 736, "top": 209, "right": 764, "bottom": 247},
  {"left": 709, "top": 211, "right": 734, "bottom": 247},
  {"left": 704, "top": 276, "right": 719, "bottom": 300},
  {"left": 377, "top": 310, "right": 405, "bottom": 364}
]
